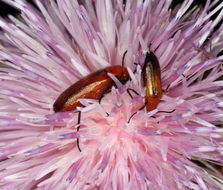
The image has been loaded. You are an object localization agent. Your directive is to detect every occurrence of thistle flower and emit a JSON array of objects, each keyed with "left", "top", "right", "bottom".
[{"left": 0, "top": 0, "right": 223, "bottom": 189}]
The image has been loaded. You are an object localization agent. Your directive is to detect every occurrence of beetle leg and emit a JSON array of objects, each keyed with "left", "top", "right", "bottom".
[
  {"left": 76, "top": 111, "right": 82, "bottom": 152},
  {"left": 127, "top": 88, "right": 139, "bottom": 99},
  {"left": 132, "top": 62, "right": 138, "bottom": 73},
  {"left": 98, "top": 82, "right": 114, "bottom": 104},
  {"left": 98, "top": 82, "right": 114, "bottom": 117},
  {"left": 163, "top": 73, "right": 186, "bottom": 93},
  {"left": 162, "top": 84, "right": 170, "bottom": 93},
  {"left": 162, "top": 73, "right": 189, "bottom": 93}
]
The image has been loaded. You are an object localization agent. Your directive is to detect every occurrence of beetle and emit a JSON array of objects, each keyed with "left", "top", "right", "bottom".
[
  {"left": 127, "top": 50, "right": 162, "bottom": 122},
  {"left": 53, "top": 65, "right": 129, "bottom": 112},
  {"left": 53, "top": 52, "right": 129, "bottom": 151},
  {"left": 127, "top": 48, "right": 173, "bottom": 122},
  {"left": 127, "top": 49, "right": 162, "bottom": 112},
  {"left": 142, "top": 50, "right": 162, "bottom": 111}
]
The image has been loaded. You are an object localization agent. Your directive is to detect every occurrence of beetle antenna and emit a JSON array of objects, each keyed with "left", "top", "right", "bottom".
[
  {"left": 148, "top": 43, "right": 152, "bottom": 53},
  {"left": 128, "top": 103, "right": 146, "bottom": 123},
  {"left": 128, "top": 106, "right": 175, "bottom": 123},
  {"left": 122, "top": 50, "right": 128, "bottom": 67},
  {"left": 157, "top": 109, "right": 175, "bottom": 114},
  {"left": 128, "top": 112, "right": 137, "bottom": 123}
]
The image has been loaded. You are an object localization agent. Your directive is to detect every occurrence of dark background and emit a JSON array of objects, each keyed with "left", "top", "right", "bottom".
[
  {"left": 0, "top": 1, "right": 19, "bottom": 17},
  {"left": 0, "top": 0, "right": 208, "bottom": 17}
]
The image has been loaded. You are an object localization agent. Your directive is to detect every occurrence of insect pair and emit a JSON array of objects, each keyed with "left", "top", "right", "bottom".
[{"left": 53, "top": 49, "right": 166, "bottom": 151}]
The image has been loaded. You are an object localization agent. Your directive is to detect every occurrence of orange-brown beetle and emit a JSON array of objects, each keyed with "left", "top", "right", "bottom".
[
  {"left": 142, "top": 50, "right": 162, "bottom": 111},
  {"left": 127, "top": 49, "right": 173, "bottom": 122}
]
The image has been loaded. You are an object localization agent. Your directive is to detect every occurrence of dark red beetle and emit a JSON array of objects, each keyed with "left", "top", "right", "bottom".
[{"left": 53, "top": 65, "right": 129, "bottom": 112}]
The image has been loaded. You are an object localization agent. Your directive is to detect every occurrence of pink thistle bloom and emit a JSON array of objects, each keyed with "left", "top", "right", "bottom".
[{"left": 0, "top": 0, "right": 223, "bottom": 189}]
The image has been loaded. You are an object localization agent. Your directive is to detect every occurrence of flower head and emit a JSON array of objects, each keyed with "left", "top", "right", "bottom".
[{"left": 0, "top": 0, "right": 223, "bottom": 189}]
